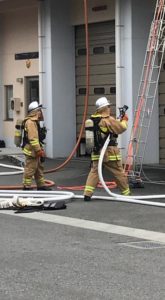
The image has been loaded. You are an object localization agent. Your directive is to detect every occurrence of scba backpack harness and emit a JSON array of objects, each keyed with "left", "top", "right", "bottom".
[
  {"left": 14, "top": 119, "right": 25, "bottom": 147},
  {"left": 85, "top": 105, "right": 129, "bottom": 154},
  {"left": 14, "top": 119, "right": 47, "bottom": 148},
  {"left": 85, "top": 115, "right": 118, "bottom": 154}
]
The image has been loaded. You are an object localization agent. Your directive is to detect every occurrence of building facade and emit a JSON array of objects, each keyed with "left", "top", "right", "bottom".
[{"left": 0, "top": 0, "right": 162, "bottom": 164}]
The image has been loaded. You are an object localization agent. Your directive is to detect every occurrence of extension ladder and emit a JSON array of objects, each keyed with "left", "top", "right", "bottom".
[{"left": 125, "top": 0, "right": 165, "bottom": 183}]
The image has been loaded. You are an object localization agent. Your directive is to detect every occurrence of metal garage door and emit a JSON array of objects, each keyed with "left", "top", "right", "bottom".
[
  {"left": 75, "top": 20, "right": 116, "bottom": 138},
  {"left": 159, "top": 60, "right": 165, "bottom": 164}
]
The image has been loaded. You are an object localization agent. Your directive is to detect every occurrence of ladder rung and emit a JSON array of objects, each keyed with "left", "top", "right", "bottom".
[
  {"left": 137, "top": 95, "right": 154, "bottom": 99},
  {"left": 140, "top": 80, "right": 157, "bottom": 83},
  {"left": 125, "top": 2, "right": 165, "bottom": 176},
  {"left": 132, "top": 124, "right": 149, "bottom": 129}
]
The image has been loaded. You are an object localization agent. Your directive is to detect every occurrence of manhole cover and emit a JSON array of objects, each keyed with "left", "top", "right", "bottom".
[{"left": 120, "top": 241, "right": 165, "bottom": 249}]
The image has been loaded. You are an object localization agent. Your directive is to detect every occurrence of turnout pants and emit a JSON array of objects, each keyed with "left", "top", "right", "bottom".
[
  {"left": 84, "top": 146, "right": 130, "bottom": 197},
  {"left": 23, "top": 155, "right": 45, "bottom": 188}
]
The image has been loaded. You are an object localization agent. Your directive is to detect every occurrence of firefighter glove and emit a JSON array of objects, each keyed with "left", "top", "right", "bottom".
[
  {"left": 122, "top": 114, "right": 128, "bottom": 121},
  {"left": 36, "top": 149, "right": 45, "bottom": 158}
]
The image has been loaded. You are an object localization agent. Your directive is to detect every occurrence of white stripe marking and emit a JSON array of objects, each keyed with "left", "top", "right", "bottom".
[{"left": 1, "top": 210, "right": 165, "bottom": 243}]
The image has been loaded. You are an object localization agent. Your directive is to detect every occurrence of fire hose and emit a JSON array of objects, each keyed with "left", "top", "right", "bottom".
[
  {"left": 1, "top": 133, "right": 165, "bottom": 209},
  {"left": 0, "top": 0, "right": 165, "bottom": 208}
]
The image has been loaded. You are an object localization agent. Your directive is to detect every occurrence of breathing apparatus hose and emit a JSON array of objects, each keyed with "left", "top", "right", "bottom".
[{"left": 44, "top": 0, "right": 90, "bottom": 174}]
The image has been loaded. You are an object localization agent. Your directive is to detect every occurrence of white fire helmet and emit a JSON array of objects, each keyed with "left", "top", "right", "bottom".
[
  {"left": 28, "top": 101, "right": 45, "bottom": 113},
  {"left": 95, "top": 97, "right": 111, "bottom": 110}
]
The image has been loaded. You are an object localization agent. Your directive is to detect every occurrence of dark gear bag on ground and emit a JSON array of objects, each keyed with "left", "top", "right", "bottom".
[
  {"left": 43, "top": 200, "right": 67, "bottom": 210},
  {"left": 15, "top": 200, "right": 67, "bottom": 213}
]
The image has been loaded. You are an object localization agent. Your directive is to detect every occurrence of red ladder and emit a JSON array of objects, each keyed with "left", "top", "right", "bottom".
[{"left": 124, "top": 0, "right": 165, "bottom": 184}]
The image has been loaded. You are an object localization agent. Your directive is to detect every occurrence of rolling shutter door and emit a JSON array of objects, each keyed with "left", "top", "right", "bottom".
[{"left": 75, "top": 20, "right": 116, "bottom": 137}]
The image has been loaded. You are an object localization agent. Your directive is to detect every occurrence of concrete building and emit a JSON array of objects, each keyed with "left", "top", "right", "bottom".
[{"left": 0, "top": 0, "right": 163, "bottom": 164}]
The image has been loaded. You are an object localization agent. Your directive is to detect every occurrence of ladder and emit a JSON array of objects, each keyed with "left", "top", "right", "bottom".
[{"left": 125, "top": 0, "right": 165, "bottom": 183}]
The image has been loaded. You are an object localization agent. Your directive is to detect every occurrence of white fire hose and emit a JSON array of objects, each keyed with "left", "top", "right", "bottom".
[
  {"left": 96, "top": 134, "right": 165, "bottom": 206},
  {"left": 0, "top": 190, "right": 74, "bottom": 209},
  {"left": 0, "top": 163, "right": 24, "bottom": 175}
]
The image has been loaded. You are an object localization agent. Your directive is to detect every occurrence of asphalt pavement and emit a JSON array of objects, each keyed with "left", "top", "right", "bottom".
[{"left": 0, "top": 156, "right": 165, "bottom": 300}]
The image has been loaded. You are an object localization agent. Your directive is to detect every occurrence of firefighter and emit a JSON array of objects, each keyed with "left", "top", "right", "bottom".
[
  {"left": 84, "top": 97, "right": 130, "bottom": 201},
  {"left": 22, "top": 101, "right": 51, "bottom": 190}
]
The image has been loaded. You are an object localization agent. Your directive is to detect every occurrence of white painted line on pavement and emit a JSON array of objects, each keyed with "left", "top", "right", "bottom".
[{"left": 1, "top": 210, "right": 165, "bottom": 243}]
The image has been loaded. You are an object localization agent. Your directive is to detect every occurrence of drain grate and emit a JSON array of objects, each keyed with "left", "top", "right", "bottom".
[{"left": 120, "top": 241, "right": 165, "bottom": 249}]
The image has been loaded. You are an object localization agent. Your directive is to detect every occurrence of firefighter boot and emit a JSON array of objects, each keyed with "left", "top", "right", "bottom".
[
  {"left": 23, "top": 186, "right": 33, "bottom": 191},
  {"left": 37, "top": 186, "right": 52, "bottom": 191},
  {"left": 84, "top": 195, "right": 91, "bottom": 201}
]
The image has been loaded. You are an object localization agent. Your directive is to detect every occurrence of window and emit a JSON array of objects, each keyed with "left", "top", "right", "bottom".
[
  {"left": 5, "top": 85, "right": 13, "bottom": 120},
  {"left": 93, "top": 47, "right": 104, "bottom": 54},
  {"left": 94, "top": 87, "right": 105, "bottom": 95},
  {"left": 109, "top": 45, "right": 115, "bottom": 53},
  {"left": 110, "top": 87, "right": 116, "bottom": 94},
  {"left": 77, "top": 48, "right": 86, "bottom": 56},
  {"left": 79, "top": 88, "right": 86, "bottom": 95}
]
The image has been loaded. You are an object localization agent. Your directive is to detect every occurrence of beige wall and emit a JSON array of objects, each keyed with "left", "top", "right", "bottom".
[
  {"left": 1, "top": 4, "right": 38, "bottom": 143},
  {"left": 70, "top": 0, "right": 115, "bottom": 25}
]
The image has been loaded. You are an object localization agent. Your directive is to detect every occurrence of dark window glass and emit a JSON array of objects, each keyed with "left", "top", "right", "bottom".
[
  {"left": 94, "top": 87, "right": 105, "bottom": 94},
  {"left": 93, "top": 47, "right": 104, "bottom": 54},
  {"left": 110, "top": 87, "right": 116, "bottom": 94},
  {"left": 79, "top": 88, "right": 86, "bottom": 95},
  {"left": 78, "top": 49, "right": 86, "bottom": 56},
  {"left": 109, "top": 45, "right": 115, "bottom": 53}
]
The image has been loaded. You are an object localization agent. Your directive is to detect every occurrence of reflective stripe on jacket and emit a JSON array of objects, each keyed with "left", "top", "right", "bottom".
[{"left": 91, "top": 146, "right": 122, "bottom": 161}]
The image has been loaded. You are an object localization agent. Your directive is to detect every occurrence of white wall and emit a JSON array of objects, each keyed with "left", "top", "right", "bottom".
[
  {"left": 0, "top": 5, "right": 38, "bottom": 147},
  {"left": 41, "top": 0, "right": 76, "bottom": 158}
]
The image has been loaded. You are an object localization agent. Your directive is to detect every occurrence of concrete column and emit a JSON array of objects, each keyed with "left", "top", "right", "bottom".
[
  {"left": 39, "top": 0, "right": 76, "bottom": 158},
  {"left": 116, "top": 0, "right": 158, "bottom": 164},
  {"left": 115, "top": 0, "right": 133, "bottom": 158},
  {"left": 38, "top": 0, "right": 53, "bottom": 157}
]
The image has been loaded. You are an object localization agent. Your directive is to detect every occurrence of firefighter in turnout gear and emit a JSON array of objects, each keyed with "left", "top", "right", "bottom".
[
  {"left": 84, "top": 97, "right": 130, "bottom": 201},
  {"left": 22, "top": 101, "right": 50, "bottom": 190}
]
